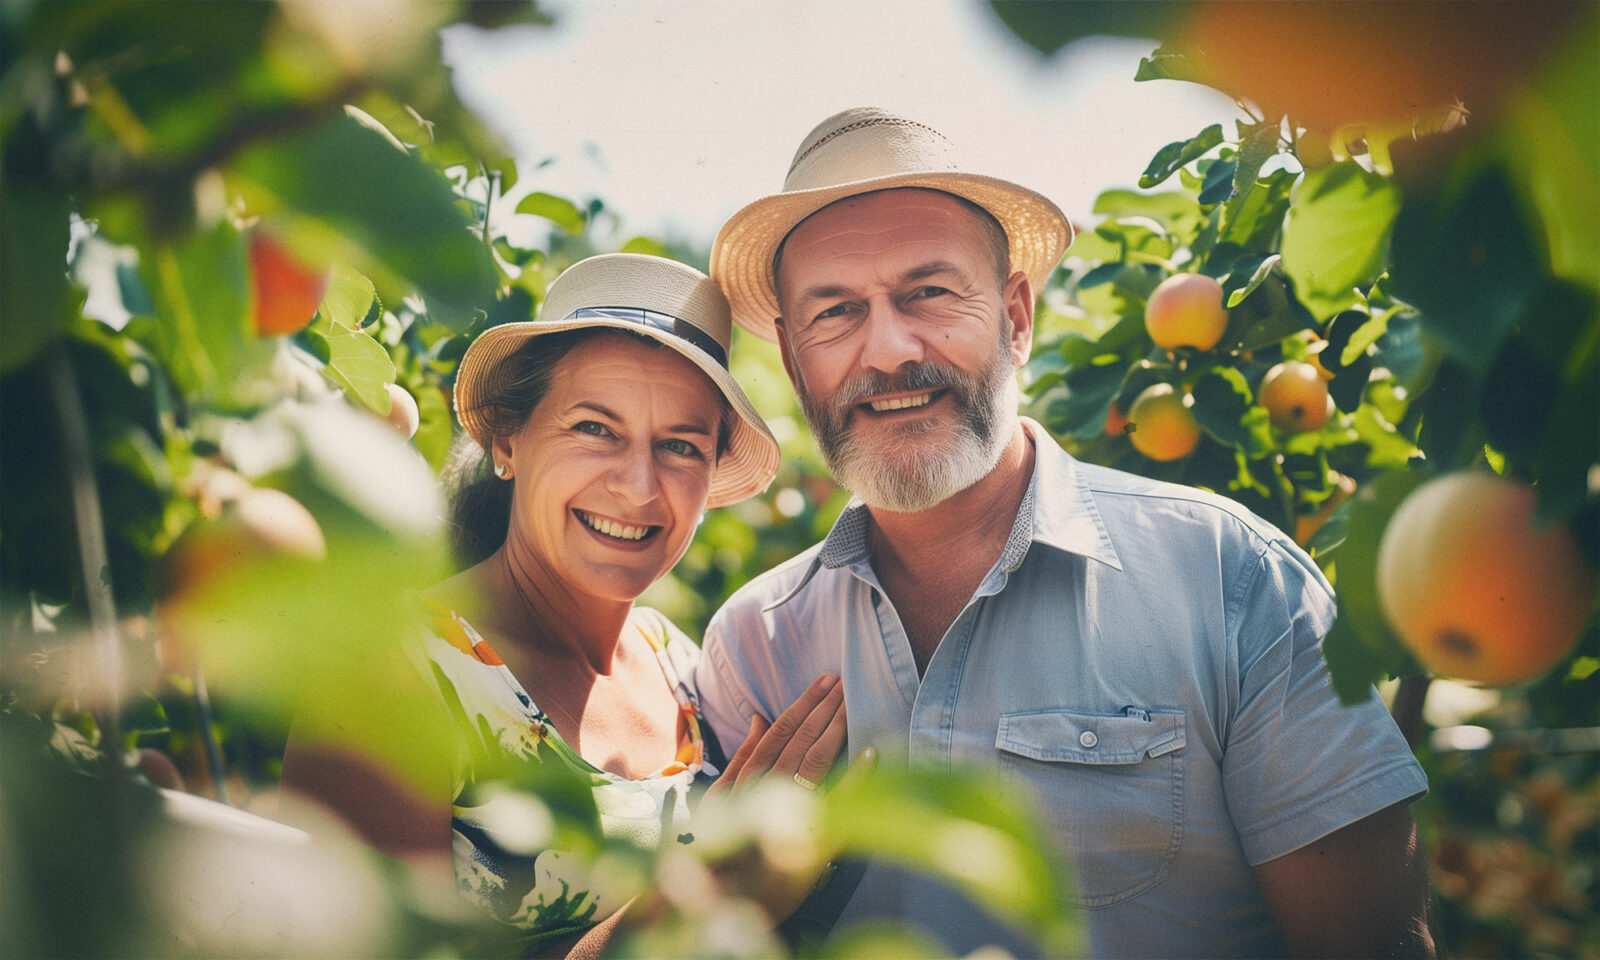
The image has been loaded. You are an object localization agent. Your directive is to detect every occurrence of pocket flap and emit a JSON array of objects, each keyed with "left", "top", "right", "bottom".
[{"left": 996, "top": 708, "right": 1186, "bottom": 764}]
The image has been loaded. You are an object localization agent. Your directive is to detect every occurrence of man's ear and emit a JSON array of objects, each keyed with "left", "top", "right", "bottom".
[
  {"left": 774, "top": 318, "right": 802, "bottom": 390},
  {"left": 1002, "top": 270, "right": 1035, "bottom": 367}
]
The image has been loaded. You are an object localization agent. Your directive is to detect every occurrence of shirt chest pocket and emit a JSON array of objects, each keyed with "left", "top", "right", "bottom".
[{"left": 995, "top": 708, "right": 1186, "bottom": 907}]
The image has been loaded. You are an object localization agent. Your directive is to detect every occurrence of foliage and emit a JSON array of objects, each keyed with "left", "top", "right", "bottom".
[
  {"left": 0, "top": 2, "right": 1062, "bottom": 957},
  {"left": 991, "top": 3, "right": 1600, "bottom": 956}
]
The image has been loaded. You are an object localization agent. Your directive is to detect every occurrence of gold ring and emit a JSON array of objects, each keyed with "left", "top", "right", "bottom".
[{"left": 792, "top": 772, "right": 819, "bottom": 791}]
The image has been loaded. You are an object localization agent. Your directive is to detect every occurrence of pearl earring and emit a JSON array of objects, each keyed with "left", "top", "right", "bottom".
[{"left": 494, "top": 462, "right": 510, "bottom": 480}]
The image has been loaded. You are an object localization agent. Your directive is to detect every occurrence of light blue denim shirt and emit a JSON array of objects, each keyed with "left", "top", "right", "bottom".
[{"left": 698, "top": 419, "right": 1427, "bottom": 958}]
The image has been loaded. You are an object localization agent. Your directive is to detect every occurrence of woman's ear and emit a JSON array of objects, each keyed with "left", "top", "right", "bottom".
[{"left": 490, "top": 434, "right": 514, "bottom": 478}]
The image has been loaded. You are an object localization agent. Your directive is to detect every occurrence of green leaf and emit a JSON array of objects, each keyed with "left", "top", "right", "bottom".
[
  {"left": 1192, "top": 367, "right": 1272, "bottom": 453},
  {"left": 1225, "top": 254, "right": 1280, "bottom": 307},
  {"left": 1198, "top": 160, "right": 1237, "bottom": 205},
  {"left": 1219, "top": 121, "right": 1284, "bottom": 231},
  {"left": 0, "top": 184, "right": 71, "bottom": 373},
  {"left": 1349, "top": 405, "right": 1420, "bottom": 470},
  {"left": 1139, "top": 124, "right": 1224, "bottom": 189},
  {"left": 1042, "top": 358, "right": 1130, "bottom": 438},
  {"left": 319, "top": 262, "right": 378, "bottom": 332},
  {"left": 1218, "top": 167, "right": 1295, "bottom": 253},
  {"left": 232, "top": 114, "right": 496, "bottom": 325},
  {"left": 1280, "top": 163, "right": 1402, "bottom": 321},
  {"left": 1133, "top": 44, "right": 1210, "bottom": 85},
  {"left": 1091, "top": 190, "right": 1203, "bottom": 240},
  {"left": 1569, "top": 657, "right": 1600, "bottom": 682},
  {"left": 516, "top": 191, "right": 587, "bottom": 234},
  {"left": 1320, "top": 471, "right": 1431, "bottom": 704},
  {"left": 307, "top": 309, "right": 396, "bottom": 414}
]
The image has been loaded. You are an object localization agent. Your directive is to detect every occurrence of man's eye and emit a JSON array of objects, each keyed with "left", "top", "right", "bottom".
[
  {"left": 574, "top": 421, "right": 612, "bottom": 437},
  {"left": 913, "top": 285, "right": 951, "bottom": 299},
  {"left": 813, "top": 303, "right": 854, "bottom": 322}
]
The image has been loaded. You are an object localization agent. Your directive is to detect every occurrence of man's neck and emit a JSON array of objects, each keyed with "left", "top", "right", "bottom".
[{"left": 863, "top": 421, "right": 1036, "bottom": 672}]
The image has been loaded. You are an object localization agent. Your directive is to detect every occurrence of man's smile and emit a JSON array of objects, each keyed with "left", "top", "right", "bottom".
[{"left": 862, "top": 389, "right": 945, "bottom": 414}]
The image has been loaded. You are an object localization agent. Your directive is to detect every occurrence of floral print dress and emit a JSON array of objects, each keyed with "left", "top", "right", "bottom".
[{"left": 419, "top": 600, "right": 719, "bottom": 952}]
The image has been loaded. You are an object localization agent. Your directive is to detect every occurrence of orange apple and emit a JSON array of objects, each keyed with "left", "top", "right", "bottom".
[
  {"left": 1127, "top": 384, "right": 1200, "bottom": 461},
  {"left": 249, "top": 233, "right": 328, "bottom": 337},
  {"left": 1294, "top": 473, "right": 1357, "bottom": 546},
  {"left": 1260, "top": 361, "right": 1331, "bottom": 432},
  {"left": 1377, "top": 472, "right": 1597, "bottom": 686},
  {"left": 1145, "top": 273, "right": 1228, "bottom": 352}
]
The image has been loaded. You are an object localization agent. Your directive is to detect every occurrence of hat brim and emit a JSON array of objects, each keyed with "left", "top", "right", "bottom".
[
  {"left": 711, "top": 171, "right": 1073, "bottom": 342},
  {"left": 454, "top": 318, "right": 779, "bottom": 509}
]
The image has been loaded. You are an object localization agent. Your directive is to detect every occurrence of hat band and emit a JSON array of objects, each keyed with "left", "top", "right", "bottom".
[{"left": 564, "top": 307, "right": 728, "bottom": 369}]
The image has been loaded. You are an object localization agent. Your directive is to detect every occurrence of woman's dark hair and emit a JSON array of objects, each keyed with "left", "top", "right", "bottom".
[{"left": 446, "top": 327, "right": 734, "bottom": 569}]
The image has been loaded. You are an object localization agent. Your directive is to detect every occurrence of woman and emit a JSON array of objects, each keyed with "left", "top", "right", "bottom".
[{"left": 283, "top": 253, "right": 847, "bottom": 953}]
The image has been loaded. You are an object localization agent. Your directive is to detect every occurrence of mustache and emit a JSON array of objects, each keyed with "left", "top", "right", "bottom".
[{"left": 829, "top": 362, "right": 978, "bottom": 410}]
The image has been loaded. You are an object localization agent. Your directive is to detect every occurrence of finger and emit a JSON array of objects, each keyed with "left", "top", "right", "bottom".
[
  {"left": 792, "top": 702, "right": 848, "bottom": 787},
  {"left": 742, "top": 674, "right": 838, "bottom": 774},
  {"left": 769, "top": 681, "right": 844, "bottom": 774},
  {"left": 711, "top": 714, "right": 767, "bottom": 792},
  {"left": 834, "top": 745, "right": 879, "bottom": 793}
]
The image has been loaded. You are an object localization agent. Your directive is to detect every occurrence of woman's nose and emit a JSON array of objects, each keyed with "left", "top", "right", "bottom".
[{"left": 604, "top": 443, "right": 661, "bottom": 504}]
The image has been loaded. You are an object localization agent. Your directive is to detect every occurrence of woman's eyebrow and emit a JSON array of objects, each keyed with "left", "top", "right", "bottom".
[{"left": 569, "top": 400, "right": 620, "bottom": 420}]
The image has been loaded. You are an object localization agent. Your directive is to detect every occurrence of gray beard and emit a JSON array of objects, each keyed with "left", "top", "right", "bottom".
[{"left": 795, "top": 334, "right": 1017, "bottom": 513}]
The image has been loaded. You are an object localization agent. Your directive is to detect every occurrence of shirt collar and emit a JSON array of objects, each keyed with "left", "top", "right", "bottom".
[{"left": 771, "top": 417, "right": 1123, "bottom": 608}]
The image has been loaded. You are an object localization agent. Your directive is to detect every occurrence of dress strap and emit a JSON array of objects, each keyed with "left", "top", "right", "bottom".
[{"left": 634, "top": 609, "right": 707, "bottom": 776}]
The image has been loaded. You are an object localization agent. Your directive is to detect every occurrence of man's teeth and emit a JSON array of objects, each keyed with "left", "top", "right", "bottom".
[
  {"left": 868, "top": 392, "right": 934, "bottom": 412},
  {"left": 578, "top": 511, "right": 651, "bottom": 541}
]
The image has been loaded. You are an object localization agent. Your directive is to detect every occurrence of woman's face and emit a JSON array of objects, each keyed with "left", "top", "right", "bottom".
[{"left": 496, "top": 333, "right": 722, "bottom": 604}]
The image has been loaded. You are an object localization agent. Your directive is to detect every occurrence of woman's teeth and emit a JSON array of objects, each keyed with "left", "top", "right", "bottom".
[
  {"left": 868, "top": 391, "right": 934, "bottom": 412},
  {"left": 577, "top": 511, "right": 651, "bottom": 541}
]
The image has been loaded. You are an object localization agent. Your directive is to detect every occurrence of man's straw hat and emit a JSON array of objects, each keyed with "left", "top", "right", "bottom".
[
  {"left": 454, "top": 253, "right": 780, "bottom": 508},
  {"left": 710, "top": 107, "right": 1074, "bottom": 342}
]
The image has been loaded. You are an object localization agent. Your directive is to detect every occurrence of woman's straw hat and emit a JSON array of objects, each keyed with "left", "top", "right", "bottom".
[
  {"left": 710, "top": 107, "right": 1074, "bottom": 342},
  {"left": 454, "top": 253, "right": 780, "bottom": 508}
]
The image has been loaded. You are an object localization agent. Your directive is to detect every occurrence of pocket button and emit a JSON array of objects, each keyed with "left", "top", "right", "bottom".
[{"left": 1079, "top": 730, "right": 1099, "bottom": 748}]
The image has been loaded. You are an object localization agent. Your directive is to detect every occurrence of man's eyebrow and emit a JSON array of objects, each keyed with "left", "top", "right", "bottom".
[{"left": 793, "top": 261, "right": 966, "bottom": 303}]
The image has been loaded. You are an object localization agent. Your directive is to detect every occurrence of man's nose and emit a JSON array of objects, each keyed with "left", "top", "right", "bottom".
[
  {"left": 857, "top": 298, "right": 925, "bottom": 374},
  {"left": 605, "top": 442, "right": 661, "bottom": 505}
]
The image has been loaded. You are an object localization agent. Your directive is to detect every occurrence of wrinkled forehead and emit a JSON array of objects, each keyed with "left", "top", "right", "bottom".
[{"left": 774, "top": 187, "right": 1006, "bottom": 292}]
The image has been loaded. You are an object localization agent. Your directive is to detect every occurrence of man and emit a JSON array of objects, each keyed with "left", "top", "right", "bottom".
[{"left": 697, "top": 107, "right": 1433, "bottom": 958}]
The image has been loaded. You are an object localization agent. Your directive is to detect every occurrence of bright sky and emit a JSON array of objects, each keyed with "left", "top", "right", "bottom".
[{"left": 440, "top": 1, "right": 1239, "bottom": 248}]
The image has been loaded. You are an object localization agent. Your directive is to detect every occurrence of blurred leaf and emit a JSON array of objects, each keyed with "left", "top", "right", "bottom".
[
  {"left": 120, "top": 694, "right": 168, "bottom": 735},
  {"left": 412, "top": 379, "right": 453, "bottom": 472},
  {"left": 619, "top": 236, "right": 673, "bottom": 258},
  {"left": 1320, "top": 470, "right": 1431, "bottom": 703},
  {"left": 1390, "top": 161, "right": 1545, "bottom": 372},
  {"left": 0, "top": 184, "right": 70, "bottom": 373},
  {"left": 232, "top": 115, "right": 496, "bottom": 324},
  {"left": 516, "top": 191, "right": 586, "bottom": 234},
  {"left": 821, "top": 766, "right": 1080, "bottom": 954},
  {"left": 988, "top": 1, "right": 1185, "bottom": 55},
  {"left": 1281, "top": 163, "right": 1401, "bottom": 320},
  {"left": 1139, "top": 124, "right": 1224, "bottom": 189}
]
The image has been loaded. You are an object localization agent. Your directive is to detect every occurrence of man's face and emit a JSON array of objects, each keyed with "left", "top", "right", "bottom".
[{"left": 774, "top": 188, "right": 1032, "bottom": 513}]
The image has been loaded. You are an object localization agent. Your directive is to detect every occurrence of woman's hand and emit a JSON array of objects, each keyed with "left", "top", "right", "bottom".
[{"left": 709, "top": 673, "right": 847, "bottom": 794}]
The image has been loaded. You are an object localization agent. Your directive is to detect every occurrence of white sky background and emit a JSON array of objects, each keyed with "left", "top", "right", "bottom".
[{"left": 440, "top": 1, "right": 1241, "bottom": 248}]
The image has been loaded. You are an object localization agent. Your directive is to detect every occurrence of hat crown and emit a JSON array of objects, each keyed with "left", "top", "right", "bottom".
[
  {"left": 539, "top": 253, "right": 732, "bottom": 352},
  {"left": 784, "top": 107, "right": 960, "bottom": 194}
]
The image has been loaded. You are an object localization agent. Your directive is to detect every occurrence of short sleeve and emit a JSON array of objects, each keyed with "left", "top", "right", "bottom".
[
  {"left": 695, "top": 604, "right": 764, "bottom": 754},
  {"left": 1221, "top": 539, "right": 1427, "bottom": 865}
]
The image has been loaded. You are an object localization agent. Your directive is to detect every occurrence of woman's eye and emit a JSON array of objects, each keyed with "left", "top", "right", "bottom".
[
  {"left": 660, "top": 438, "right": 704, "bottom": 458},
  {"left": 574, "top": 421, "right": 612, "bottom": 437}
]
